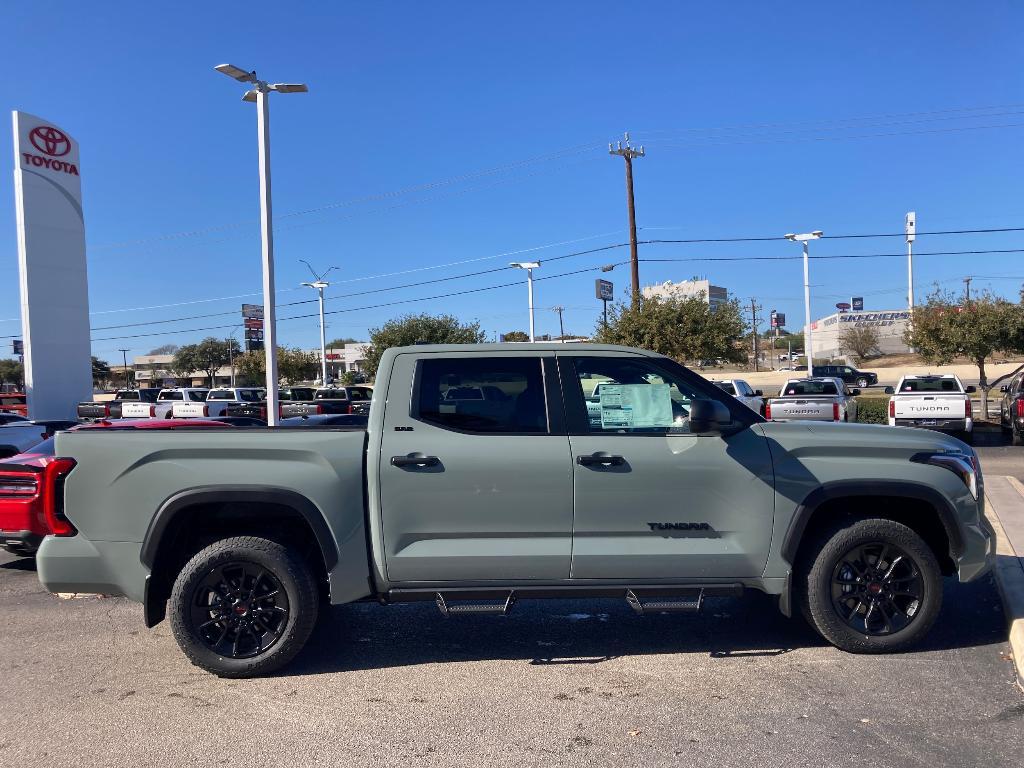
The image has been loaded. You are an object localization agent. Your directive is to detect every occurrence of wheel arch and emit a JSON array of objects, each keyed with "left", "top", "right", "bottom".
[{"left": 141, "top": 486, "right": 339, "bottom": 627}]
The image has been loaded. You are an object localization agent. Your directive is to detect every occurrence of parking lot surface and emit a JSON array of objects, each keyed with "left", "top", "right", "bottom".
[{"left": 1, "top": 544, "right": 1021, "bottom": 768}]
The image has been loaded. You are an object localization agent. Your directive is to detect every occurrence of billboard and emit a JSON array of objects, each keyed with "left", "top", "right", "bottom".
[
  {"left": 595, "top": 279, "right": 613, "bottom": 301},
  {"left": 242, "top": 304, "right": 265, "bottom": 351},
  {"left": 851, "top": 296, "right": 864, "bottom": 311},
  {"left": 770, "top": 311, "right": 786, "bottom": 329},
  {"left": 13, "top": 112, "right": 92, "bottom": 419}
]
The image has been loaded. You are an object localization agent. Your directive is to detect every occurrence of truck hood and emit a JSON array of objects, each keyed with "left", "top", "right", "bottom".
[{"left": 758, "top": 419, "right": 970, "bottom": 456}]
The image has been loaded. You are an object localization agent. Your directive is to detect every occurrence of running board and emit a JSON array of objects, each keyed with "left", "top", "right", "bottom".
[
  {"left": 626, "top": 588, "right": 703, "bottom": 615},
  {"left": 386, "top": 583, "right": 742, "bottom": 604},
  {"left": 435, "top": 591, "right": 516, "bottom": 617}
]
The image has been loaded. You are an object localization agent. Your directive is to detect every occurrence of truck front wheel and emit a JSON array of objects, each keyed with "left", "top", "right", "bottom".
[
  {"left": 798, "top": 518, "right": 942, "bottom": 653},
  {"left": 169, "top": 536, "right": 319, "bottom": 677}
]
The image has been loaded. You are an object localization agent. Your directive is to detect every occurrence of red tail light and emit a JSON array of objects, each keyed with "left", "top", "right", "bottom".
[
  {"left": 765, "top": 403, "right": 771, "bottom": 419},
  {"left": 1017, "top": 399, "right": 1024, "bottom": 418},
  {"left": 0, "top": 458, "right": 77, "bottom": 538},
  {"left": 889, "top": 399, "right": 895, "bottom": 418},
  {"left": 832, "top": 402, "right": 840, "bottom": 421},
  {"left": 965, "top": 398, "right": 972, "bottom": 419},
  {"left": 346, "top": 403, "right": 353, "bottom": 414},
  {"left": 42, "top": 458, "right": 77, "bottom": 536},
  {"left": 148, "top": 405, "right": 156, "bottom": 417},
  {"left": 202, "top": 405, "right": 209, "bottom": 417},
  {"left": 102, "top": 403, "right": 111, "bottom": 418}
]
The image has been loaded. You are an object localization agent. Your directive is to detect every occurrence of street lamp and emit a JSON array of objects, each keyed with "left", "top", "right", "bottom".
[
  {"left": 215, "top": 63, "right": 308, "bottom": 426},
  {"left": 509, "top": 262, "right": 541, "bottom": 342},
  {"left": 300, "top": 260, "right": 338, "bottom": 386},
  {"left": 784, "top": 230, "right": 823, "bottom": 373}
]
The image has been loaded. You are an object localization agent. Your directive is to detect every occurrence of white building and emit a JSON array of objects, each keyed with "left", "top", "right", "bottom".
[
  {"left": 642, "top": 279, "right": 729, "bottom": 311},
  {"left": 808, "top": 310, "right": 913, "bottom": 359}
]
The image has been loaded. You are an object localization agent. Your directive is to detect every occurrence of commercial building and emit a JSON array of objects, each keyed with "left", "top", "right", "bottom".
[
  {"left": 642, "top": 279, "right": 729, "bottom": 311},
  {"left": 808, "top": 310, "right": 913, "bottom": 360}
]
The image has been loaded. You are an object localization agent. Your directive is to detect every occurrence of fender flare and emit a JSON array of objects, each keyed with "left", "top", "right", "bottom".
[
  {"left": 140, "top": 485, "right": 339, "bottom": 572},
  {"left": 780, "top": 479, "right": 965, "bottom": 565}
]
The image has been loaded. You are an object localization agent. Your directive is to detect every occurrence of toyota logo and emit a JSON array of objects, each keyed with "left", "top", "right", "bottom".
[{"left": 29, "top": 126, "right": 70, "bottom": 157}]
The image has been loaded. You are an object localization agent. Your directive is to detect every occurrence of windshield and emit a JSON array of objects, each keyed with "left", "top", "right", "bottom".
[
  {"left": 783, "top": 381, "right": 839, "bottom": 396},
  {"left": 900, "top": 378, "right": 963, "bottom": 393}
]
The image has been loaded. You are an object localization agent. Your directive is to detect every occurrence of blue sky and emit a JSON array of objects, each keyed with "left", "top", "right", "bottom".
[{"left": 2, "top": 2, "right": 1023, "bottom": 363}]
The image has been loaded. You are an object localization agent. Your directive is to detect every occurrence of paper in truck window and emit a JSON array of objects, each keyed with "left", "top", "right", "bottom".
[{"left": 598, "top": 384, "right": 674, "bottom": 429}]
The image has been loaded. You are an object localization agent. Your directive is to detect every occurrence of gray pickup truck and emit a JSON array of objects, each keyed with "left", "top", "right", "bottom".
[
  {"left": 767, "top": 377, "right": 860, "bottom": 422},
  {"left": 32, "top": 344, "right": 993, "bottom": 677}
]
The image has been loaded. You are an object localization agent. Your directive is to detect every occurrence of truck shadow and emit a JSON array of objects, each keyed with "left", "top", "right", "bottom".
[{"left": 287, "top": 575, "right": 1006, "bottom": 676}]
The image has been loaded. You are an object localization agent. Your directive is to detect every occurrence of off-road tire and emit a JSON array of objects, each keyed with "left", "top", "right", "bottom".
[
  {"left": 169, "top": 536, "right": 319, "bottom": 678},
  {"left": 798, "top": 518, "right": 942, "bottom": 653}
]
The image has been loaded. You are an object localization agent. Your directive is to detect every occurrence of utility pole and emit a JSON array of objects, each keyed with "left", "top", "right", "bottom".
[
  {"left": 552, "top": 305, "right": 566, "bottom": 339},
  {"left": 748, "top": 299, "right": 762, "bottom": 373},
  {"left": 963, "top": 276, "right": 973, "bottom": 302},
  {"left": 118, "top": 348, "right": 130, "bottom": 389},
  {"left": 609, "top": 132, "right": 644, "bottom": 307},
  {"left": 905, "top": 212, "right": 916, "bottom": 310}
]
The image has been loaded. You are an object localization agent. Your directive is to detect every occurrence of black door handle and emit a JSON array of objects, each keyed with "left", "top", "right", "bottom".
[
  {"left": 391, "top": 454, "right": 440, "bottom": 468},
  {"left": 576, "top": 453, "right": 625, "bottom": 467}
]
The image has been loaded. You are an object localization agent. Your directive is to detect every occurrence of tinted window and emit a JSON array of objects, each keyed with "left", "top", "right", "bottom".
[
  {"left": 569, "top": 357, "right": 709, "bottom": 434},
  {"left": 158, "top": 391, "right": 184, "bottom": 401},
  {"left": 783, "top": 381, "right": 838, "bottom": 396},
  {"left": 208, "top": 391, "right": 233, "bottom": 400},
  {"left": 900, "top": 378, "right": 963, "bottom": 393},
  {"left": 714, "top": 382, "right": 737, "bottom": 396},
  {"left": 188, "top": 391, "right": 208, "bottom": 401},
  {"left": 416, "top": 357, "right": 546, "bottom": 433}
]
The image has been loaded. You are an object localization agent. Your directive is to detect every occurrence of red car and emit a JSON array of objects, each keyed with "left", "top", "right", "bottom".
[
  {"left": 0, "top": 392, "right": 28, "bottom": 417},
  {"left": 0, "top": 419, "right": 232, "bottom": 556}
]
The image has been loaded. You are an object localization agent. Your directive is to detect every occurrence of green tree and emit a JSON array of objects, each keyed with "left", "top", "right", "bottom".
[
  {"left": 364, "top": 313, "right": 486, "bottom": 375},
  {"left": 325, "top": 337, "right": 360, "bottom": 348},
  {"left": 593, "top": 295, "right": 748, "bottom": 366},
  {"left": 172, "top": 337, "right": 241, "bottom": 386},
  {"left": 905, "top": 288, "right": 1024, "bottom": 415},
  {"left": 278, "top": 347, "right": 320, "bottom": 384},
  {"left": 0, "top": 358, "right": 24, "bottom": 388},
  {"left": 147, "top": 343, "right": 179, "bottom": 356},
  {"left": 501, "top": 330, "right": 530, "bottom": 342},
  {"left": 838, "top": 325, "right": 881, "bottom": 362},
  {"left": 91, "top": 356, "right": 113, "bottom": 388},
  {"left": 234, "top": 350, "right": 265, "bottom": 386}
]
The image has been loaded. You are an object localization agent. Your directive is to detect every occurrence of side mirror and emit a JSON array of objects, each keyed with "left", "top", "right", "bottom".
[
  {"left": 754, "top": 389, "right": 763, "bottom": 397},
  {"left": 689, "top": 399, "right": 732, "bottom": 435},
  {"left": 1000, "top": 385, "right": 1009, "bottom": 393},
  {"left": 884, "top": 386, "right": 895, "bottom": 395},
  {"left": 965, "top": 385, "right": 976, "bottom": 394}
]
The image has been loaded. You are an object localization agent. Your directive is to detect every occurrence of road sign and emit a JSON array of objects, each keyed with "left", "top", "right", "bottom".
[
  {"left": 851, "top": 297, "right": 864, "bottom": 311},
  {"left": 242, "top": 304, "right": 265, "bottom": 351},
  {"left": 836, "top": 302, "right": 851, "bottom": 312},
  {"left": 771, "top": 312, "right": 786, "bottom": 329},
  {"left": 595, "top": 279, "right": 614, "bottom": 301},
  {"left": 12, "top": 340, "right": 23, "bottom": 355}
]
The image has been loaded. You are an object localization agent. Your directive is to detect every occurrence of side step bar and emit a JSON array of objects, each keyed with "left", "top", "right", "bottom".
[
  {"left": 435, "top": 591, "right": 517, "bottom": 617},
  {"left": 626, "top": 588, "right": 703, "bottom": 615}
]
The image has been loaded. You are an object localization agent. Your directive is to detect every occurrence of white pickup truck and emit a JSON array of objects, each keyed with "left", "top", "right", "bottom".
[
  {"left": 171, "top": 387, "right": 264, "bottom": 419},
  {"left": 711, "top": 379, "right": 765, "bottom": 414},
  {"left": 766, "top": 377, "right": 859, "bottom": 422},
  {"left": 121, "top": 388, "right": 209, "bottom": 419},
  {"left": 886, "top": 374, "right": 975, "bottom": 443}
]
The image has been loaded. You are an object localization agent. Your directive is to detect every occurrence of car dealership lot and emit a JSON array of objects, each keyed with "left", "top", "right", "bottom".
[{"left": 1, "top": 546, "right": 1021, "bottom": 768}]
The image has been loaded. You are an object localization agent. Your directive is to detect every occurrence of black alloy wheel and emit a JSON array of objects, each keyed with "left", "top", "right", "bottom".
[
  {"left": 830, "top": 542, "right": 923, "bottom": 636},
  {"left": 190, "top": 562, "right": 290, "bottom": 659}
]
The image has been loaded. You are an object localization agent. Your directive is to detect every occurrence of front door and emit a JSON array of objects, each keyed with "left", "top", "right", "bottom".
[
  {"left": 378, "top": 352, "right": 574, "bottom": 582},
  {"left": 560, "top": 353, "right": 776, "bottom": 580}
]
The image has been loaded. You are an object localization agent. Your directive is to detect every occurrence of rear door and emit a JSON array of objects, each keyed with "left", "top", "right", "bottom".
[
  {"left": 378, "top": 352, "right": 574, "bottom": 582},
  {"left": 560, "top": 353, "right": 775, "bottom": 579}
]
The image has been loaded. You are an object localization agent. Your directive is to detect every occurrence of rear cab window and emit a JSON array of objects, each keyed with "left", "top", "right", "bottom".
[{"left": 900, "top": 378, "right": 963, "bottom": 393}]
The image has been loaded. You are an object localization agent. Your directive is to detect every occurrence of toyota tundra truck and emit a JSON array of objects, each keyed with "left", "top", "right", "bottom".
[
  {"left": 76, "top": 388, "right": 159, "bottom": 421},
  {"left": 171, "top": 387, "right": 264, "bottom": 419},
  {"left": 121, "top": 388, "right": 210, "bottom": 419},
  {"left": 766, "top": 377, "right": 859, "bottom": 422},
  {"left": 30, "top": 344, "right": 993, "bottom": 677},
  {"left": 886, "top": 374, "right": 976, "bottom": 444}
]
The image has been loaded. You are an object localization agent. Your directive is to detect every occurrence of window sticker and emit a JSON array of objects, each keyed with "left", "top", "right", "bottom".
[{"left": 598, "top": 383, "right": 674, "bottom": 429}]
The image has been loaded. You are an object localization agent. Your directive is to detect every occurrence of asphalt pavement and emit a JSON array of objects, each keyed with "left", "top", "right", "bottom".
[{"left": 1, "top": 544, "right": 1021, "bottom": 768}]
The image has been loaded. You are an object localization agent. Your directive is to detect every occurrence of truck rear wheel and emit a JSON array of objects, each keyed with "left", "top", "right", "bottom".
[
  {"left": 798, "top": 518, "right": 942, "bottom": 653},
  {"left": 169, "top": 536, "right": 319, "bottom": 678}
]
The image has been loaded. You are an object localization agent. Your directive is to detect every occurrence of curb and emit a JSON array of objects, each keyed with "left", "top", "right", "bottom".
[{"left": 984, "top": 476, "right": 1024, "bottom": 692}]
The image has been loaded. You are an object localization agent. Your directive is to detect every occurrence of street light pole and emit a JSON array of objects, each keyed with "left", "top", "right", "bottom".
[
  {"left": 906, "top": 211, "right": 916, "bottom": 310},
  {"left": 300, "top": 261, "right": 337, "bottom": 386},
  {"left": 510, "top": 262, "right": 540, "bottom": 341},
  {"left": 785, "top": 231, "right": 823, "bottom": 374},
  {"left": 215, "top": 63, "right": 308, "bottom": 426}
]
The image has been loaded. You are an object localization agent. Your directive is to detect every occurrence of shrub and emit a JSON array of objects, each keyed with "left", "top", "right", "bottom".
[{"left": 855, "top": 397, "right": 889, "bottom": 424}]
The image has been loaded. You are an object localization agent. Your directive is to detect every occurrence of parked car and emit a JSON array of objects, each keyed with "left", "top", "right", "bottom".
[
  {"left": 279, "top": 385, "right": 373, "bottom": 417},
  {"left": 999, "top": 371, "right": 1024, "bottom": 447},
  {"left": 711, "top": 379, "right": 764, "bottom": 414},
  {"left": 77, "top": 388, "right": 159, "bottom": 421},
  {"left": 0, "top": 413, "right": 28, "bottom": 425},
  {"left": 0, "top": 421, "right": 51, "bottom": 459},
  {"left": 766, "top": 377, "right": 859, "bottom": 422},
  {"left": 121, "top": 388, "right": 209, "bottom": 419},
  {"left": 31, "top": 343, "right": 993, "bottom": 677},
  {"left": 172, "top": 387, "right": 264, "bottom": 419},
  {"left": 885, "top": 375, "right": 975, "bottom": 444},
  {"left": 812, "top": 364, "right": 878, "bottom": 389},
  {"left": 222, "top": 386, "right": 317, "bottom": 420},
  {"left": 0, "top": 392, "right": 27, "bottom": 417},
  {"left": 0, "top": 419, "right": 234, "bottom": 556}
]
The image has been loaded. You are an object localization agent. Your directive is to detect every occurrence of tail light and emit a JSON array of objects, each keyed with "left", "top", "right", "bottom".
[
  {"left": 102, "top": 403, "right": 111, "bottom": 418},
  {"left": 765, "top": 403, "right": 772, "bottom": 419},
  {"left": 889, "top": 399, "right": 895, "bottom": 418},
  {"left": 832, "top": 402, "right": 840, "bottom": 421},
  {"left": 202, "top": 405, "right": 209, "bottom": 417},
  {"left": 346, "top": 403, "right": 353, "bottom": 414},
  {"left": 148, "top": 405, "right": 156, "bottom": 417},
  {"left": 0, "top": 458, "right": 77, "bottom": 537},
  {"left": 1017, "top": 399, "right": 1024, "bottom": 419},
  {"left": 965, "top": 398, "right": 972, "bottom": 419}
]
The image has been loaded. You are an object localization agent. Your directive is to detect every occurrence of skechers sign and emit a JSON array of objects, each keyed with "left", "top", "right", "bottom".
[{"left": 20, "top": 125, "right": 79, "bottom": 176}]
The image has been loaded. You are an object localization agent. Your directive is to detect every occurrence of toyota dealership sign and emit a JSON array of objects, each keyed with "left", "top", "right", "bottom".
[{"left": 12, "top": 111, "right": 92, "bottom": 419}]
